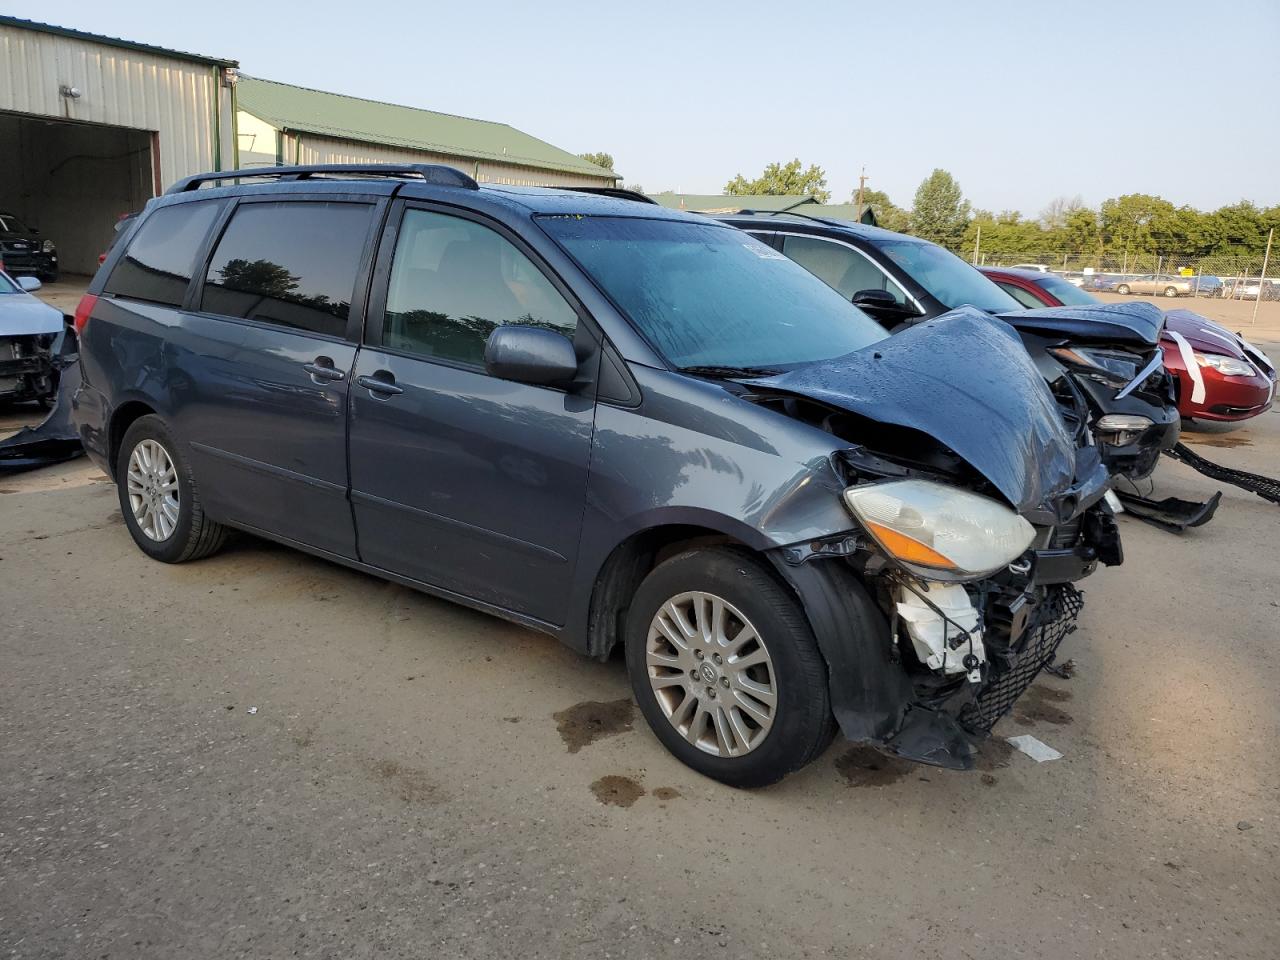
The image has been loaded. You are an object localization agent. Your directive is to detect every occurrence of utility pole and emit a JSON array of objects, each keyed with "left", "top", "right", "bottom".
[
  {"left": 1251, "top": 227, "right": 1273, "bottom": 325},
  {"left": 854, "top": 167, "right": 868, "bottom": 213},
  {"left": 972, "top": 224, "right": 981, "bottom": 266}
]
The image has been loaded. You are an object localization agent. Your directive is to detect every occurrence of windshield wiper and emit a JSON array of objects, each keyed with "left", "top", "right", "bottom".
[{"left": 677, "top": 364, "right": 780, "bottom": 379}]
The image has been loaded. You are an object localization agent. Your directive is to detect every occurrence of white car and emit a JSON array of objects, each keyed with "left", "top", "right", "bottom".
[
  {"left": 0, "top": 272, "right": 66, "bottom": 405},
  {"left": 1010, "top": 262, "right": 1050, "bottom": 272}
]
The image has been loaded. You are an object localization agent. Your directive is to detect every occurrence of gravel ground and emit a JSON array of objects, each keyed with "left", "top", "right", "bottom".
[{"left": 1, "top": 290, "right": 1277, "bottom": 959}]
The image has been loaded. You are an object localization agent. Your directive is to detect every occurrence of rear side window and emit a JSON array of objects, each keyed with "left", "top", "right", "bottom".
[
  {"left": 382, "top": 209, "right": 577, "bottom": 366},
  {"left": 104, "top": 201, "right": 221, "bottom": 307},
  {"left": 201, "top": 201, "right": 374, "bottom": 338}
]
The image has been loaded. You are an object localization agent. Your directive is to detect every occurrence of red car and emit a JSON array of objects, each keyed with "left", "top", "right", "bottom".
[{"left": 981, "top": 267, "right": 1277, "bottom": 422}]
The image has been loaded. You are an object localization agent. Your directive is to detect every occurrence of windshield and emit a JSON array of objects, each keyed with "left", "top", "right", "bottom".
[
  {"left": 0, "top": 215, "right": 33, "bottom": 234},
  {"left": 1035, "top": 275, "right": 1098, "bottom": 306},
  {"left": 872, "top": 238, "right": 1021, "bottom": 313},
  {"left": 539, "top": 215, "right": 886, "bottom": 369}
]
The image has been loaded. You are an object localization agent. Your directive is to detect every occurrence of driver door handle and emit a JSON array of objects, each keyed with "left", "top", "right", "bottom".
[{"left": 356, "top": 372, "right": 404, "bottom": 397}]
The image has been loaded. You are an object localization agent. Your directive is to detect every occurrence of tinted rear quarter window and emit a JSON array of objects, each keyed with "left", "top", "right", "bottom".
[
  {"left": 201, "top": 201, "right": 374, "bottom": 338},
  {"left": 104, "top": 200, "right": 221, "bottom": 307}
]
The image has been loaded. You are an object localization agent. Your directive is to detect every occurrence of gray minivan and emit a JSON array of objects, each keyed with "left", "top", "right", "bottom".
[{"left": 72, "top": 165, "right": 1115, "bottom": 786}]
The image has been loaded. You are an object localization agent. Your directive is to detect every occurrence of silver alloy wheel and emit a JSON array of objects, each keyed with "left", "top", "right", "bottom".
[
  {"left": 645, "top": 591, "right": 777, "bottom": 757},
  {"left": 126, "top": 438, "right": 180, "bottom": 541}
]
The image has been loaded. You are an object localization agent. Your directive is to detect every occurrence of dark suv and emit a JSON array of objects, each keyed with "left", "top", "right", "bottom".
[
  {"left": 0, "top": 212, "right": 59, "bottom": 282},
  {"left": 72, "top": 165, "right": 1115, "bottom": 786}
]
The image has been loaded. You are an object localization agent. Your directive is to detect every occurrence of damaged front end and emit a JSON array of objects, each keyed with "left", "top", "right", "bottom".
[
  {"left": 1, "top": 328, "right": 62, "bottom": 404},
  {"left": 750, "top": 311, "right": 1119, "bottom": 769}
]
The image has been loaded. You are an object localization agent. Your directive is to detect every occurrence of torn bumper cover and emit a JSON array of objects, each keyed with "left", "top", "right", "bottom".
[{"left": 0, "top": 357, "right": 84, "bottom": 473}]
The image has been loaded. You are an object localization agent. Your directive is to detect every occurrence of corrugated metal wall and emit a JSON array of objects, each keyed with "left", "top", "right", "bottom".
[
  {"left": 0, "top": 23, "right": 233, "bottom": 190},
  {"left": 280, "top": 131, "right": 615, "bottom": 188}
]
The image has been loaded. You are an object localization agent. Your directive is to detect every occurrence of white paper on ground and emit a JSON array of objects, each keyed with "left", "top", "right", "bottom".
[{"left": 1006, "top": 734, "right": 1063, "bottom": 762}]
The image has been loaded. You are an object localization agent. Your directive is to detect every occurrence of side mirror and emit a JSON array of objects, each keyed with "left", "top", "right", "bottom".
[
  {"left": 17, "top": 276, "right": 42, "bottom": 292},
  {"left": 851, "top": 288, "right": 899, "bottom": 310},
  {"left": 484, "top": 325, "right": 579, "bottom": 386}
]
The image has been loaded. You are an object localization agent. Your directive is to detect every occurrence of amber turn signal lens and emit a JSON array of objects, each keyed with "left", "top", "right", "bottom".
[{"left": 864, "top": 521, "right": 957, "bottom": 571}]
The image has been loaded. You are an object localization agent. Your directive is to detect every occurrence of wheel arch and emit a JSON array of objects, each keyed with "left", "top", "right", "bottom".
[
  {"left": 582, "top": 521, "right": 764, "bottom": 660},
  {"left": 107, "top": 399, "right": 158, "bottom": 478}
]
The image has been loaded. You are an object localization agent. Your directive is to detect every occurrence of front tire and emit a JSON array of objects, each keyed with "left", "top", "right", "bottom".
[
  {"left": 625, "top": 547, "right": 835, "bottom": 788},
  {"left": 116, "top": 415, "right": 228, "bottom": 563},
  {"left": 1164, "top": 286, "right": 1178, "bottom": 298},
  {"left": 1116, "top": 284, "right": 1131, "bottom": 295}
]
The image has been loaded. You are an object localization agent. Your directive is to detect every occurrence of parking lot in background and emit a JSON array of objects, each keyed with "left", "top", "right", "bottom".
[{"left": 2, "top": 288, "right": 1277, "bottom": 959}]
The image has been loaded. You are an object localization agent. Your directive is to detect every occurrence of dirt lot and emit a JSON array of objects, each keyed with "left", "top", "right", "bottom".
[{"left": 2, "top": 294, "right": 1278, "bottom": 959}]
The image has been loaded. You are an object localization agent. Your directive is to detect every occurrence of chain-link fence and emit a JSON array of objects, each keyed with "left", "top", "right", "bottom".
[{"left": 973, "top": 247, "right": 1277, "bottom": 300}]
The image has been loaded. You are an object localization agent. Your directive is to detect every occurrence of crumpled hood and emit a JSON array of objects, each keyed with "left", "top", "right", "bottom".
[
  {"left": 998, "top": 300, "right": 1165, "bottom": 346},
  {"left": 753, "top": 308, "right": 1077, "bottom": 514},
  {"left": 0, "top": 294, "right": 64, "bottom": 337}
]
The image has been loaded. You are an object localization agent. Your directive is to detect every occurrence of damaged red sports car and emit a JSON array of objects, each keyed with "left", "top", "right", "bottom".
[{"left": 980, "top": 267, "right": 1277, "bottom": 422}]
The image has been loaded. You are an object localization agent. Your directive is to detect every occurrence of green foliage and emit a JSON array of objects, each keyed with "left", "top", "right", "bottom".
[
  {"left": 858, "top": 188, "right": 910, "bottom": 232},
  {"left": 725, "top": 159, "right": 831, "bottom": 203},
  {"left": 911, "top": 170, "right": 971, "bottom": 249},
  {"left": 579, "top": 152, "right": 616, "bottom": 172}
]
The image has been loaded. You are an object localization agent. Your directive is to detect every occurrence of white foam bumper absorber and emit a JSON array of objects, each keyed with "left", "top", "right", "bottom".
[{"left": 894, "top": 581, "right": 985, "bottom": 682}]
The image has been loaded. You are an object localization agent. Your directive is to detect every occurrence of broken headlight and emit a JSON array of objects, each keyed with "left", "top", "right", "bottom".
[
  {"left": 1048, "top": 346, "right": 1142, "bottom": 386},
  {"left": 842, "top": 480, "right": 1035, "bottom": 582},
  {"left": 1195, "top": 352, "right": 1255, "bottom": 377}
]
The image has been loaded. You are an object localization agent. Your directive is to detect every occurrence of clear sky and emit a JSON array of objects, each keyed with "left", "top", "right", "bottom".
[{"left": 17, "top": 0, "right": 1280, "bottom": 214}]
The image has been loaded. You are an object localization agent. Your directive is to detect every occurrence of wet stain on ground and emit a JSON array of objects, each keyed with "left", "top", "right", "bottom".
[
  {"left": 1013, "top": 684, "right": 1074, "bottom": 726},
  {"left": 553, "top": 698, "right": 634, "bottom": 754},
  {"left": 1184, "top": 433, "right": 1252, "bottom": 448},
  {"left": 591, "top": 775, "right": 645, "bottom": 808},
  {"left": 368, "top": 759, "right": 439, "bottom": 803},
  {"left": 652, "top": 787, "right": 681, "bottom": 801},
  {"left": 0, "top": 488, "right": 19, "bottom": 495},
  {"left": 834, "top": 746, "right": 913, "bottom": 786},
  {"left": 974, "top": 737, "right": 1015, "bottom": 771}
]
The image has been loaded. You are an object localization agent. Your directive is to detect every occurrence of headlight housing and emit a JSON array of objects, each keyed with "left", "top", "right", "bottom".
[
  {"left": 1048, "top": 346, "right": 1142, "bottom": 385},
  {"left": 41, "top": 239, "right": 56, "bottom": 254},
  {"left": 1195, "top": 352, "right": 1255, "bottom": 377},
  {"left": 843, "top": 479, "right": 1035, "bottom": 581}
]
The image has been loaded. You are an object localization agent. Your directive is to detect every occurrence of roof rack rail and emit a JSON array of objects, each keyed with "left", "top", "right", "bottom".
[
  {"left": 562, "top": 186, "right": 657, "bottom": 205},
  {"left": 165, "top": 163, "right": 480, "bottom": 194}
]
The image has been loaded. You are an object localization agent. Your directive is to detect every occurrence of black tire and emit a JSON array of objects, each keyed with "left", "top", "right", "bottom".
[
  {"left": 116, "top": 415, "right": 228, "bottom": 563},
  {"left": 1164, "top": 286, "right": 1178, "bottom": 298},
  {"left": 625, "top": 547, "right": 836, "bottom": 788},
  {"left": 1116, "top": 284, "right": 1131, "bottom": 295}
]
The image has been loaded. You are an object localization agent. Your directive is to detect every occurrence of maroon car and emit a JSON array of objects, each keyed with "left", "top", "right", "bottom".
[{"left": 981, "top": 267, "right": 1276, "bottom": 422}]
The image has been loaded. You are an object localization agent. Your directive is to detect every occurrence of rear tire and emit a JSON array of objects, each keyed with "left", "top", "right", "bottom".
[
  {"left": 1116, "top": 284, "right": 1131, "bottom": 295},
  {"left": 1164, "top": 286, "right": 1178, "bottom": 298},
  {"left": 625, "top": 547, "right": 836, "bottom": 788},
  {"left": 116, "top": 415, "right": 228, "bottom": 563}
]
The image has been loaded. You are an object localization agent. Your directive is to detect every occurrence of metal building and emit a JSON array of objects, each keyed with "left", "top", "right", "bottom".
[
  {"left": 235, "top": 76, "right": 617, "bottom": 188},
  {"left": 0, "top": 15, "right": 237, "bottom": 276}
]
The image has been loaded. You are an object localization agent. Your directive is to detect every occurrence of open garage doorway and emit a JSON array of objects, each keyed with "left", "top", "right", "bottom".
[{"left": 0, "top": 111, "right": 155, "bottom": 279}]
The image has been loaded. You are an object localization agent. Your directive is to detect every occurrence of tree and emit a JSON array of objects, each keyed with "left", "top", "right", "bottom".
[
  {"left": 911, "top": 169, "right": 970, "bottom": 250},
  {"left": 1039, "top": 195, "right": 1086, "bottom": 231},
  {"left": 579, "top": 152, "right": 616, "bottom": 172},
  {"left": 858, "top": 188, "right": 909, "bottom": 232},
  {"left": 724, "top": 159, "right": 831, "bottom": 202}
]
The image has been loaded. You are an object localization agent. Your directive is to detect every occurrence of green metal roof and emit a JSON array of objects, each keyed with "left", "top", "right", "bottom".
[
  {"left": 0, "top": 15, "right": 237, "bottom": 67},
  {"left": 648, "top": 192, "right": 816, "bottom": 213},
  {"left": 236, "top": 76, "right": 617, "bottom": 181}
]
